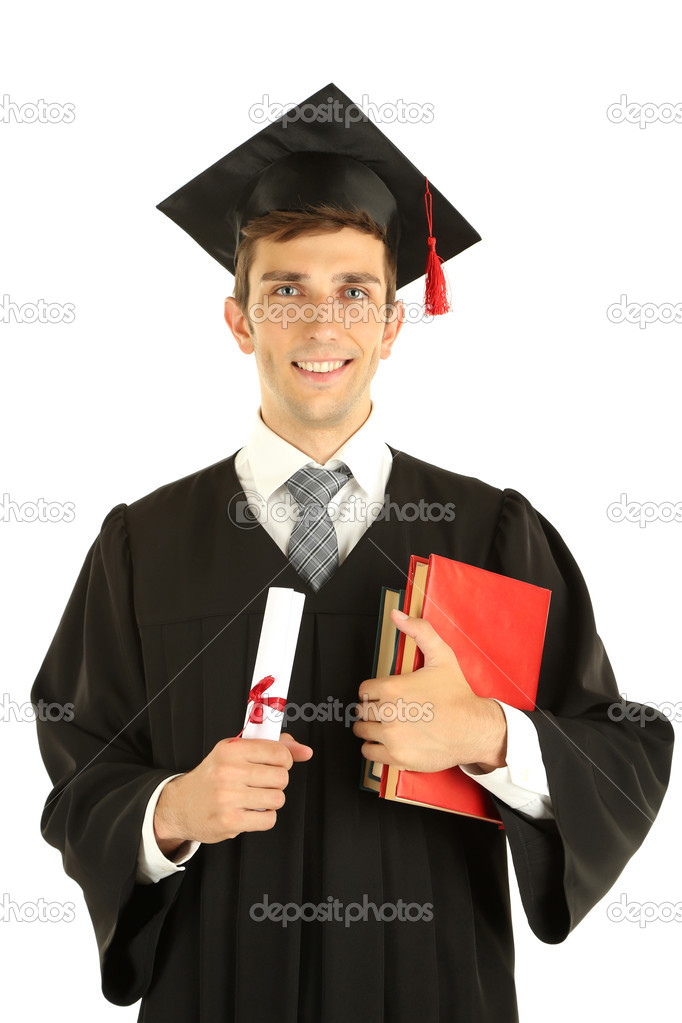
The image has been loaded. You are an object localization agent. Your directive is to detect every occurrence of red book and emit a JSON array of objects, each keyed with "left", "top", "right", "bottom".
[{"left": 378, "top": 554, "right": 551, "bottom": 825}]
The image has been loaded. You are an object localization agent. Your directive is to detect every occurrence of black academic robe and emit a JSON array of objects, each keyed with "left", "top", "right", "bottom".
[{"left": 31, "top": 446, "right": 674, "bottom": 1022}]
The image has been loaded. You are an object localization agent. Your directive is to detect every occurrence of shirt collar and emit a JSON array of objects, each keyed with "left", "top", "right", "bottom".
[{"left": 246, "top": 401, "right": 387, "bottom": 500}]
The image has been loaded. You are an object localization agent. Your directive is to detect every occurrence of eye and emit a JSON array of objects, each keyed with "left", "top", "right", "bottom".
[
  {"left": 345, "top": 287, "right": 368, "bottom": 300},
  {"left": 273, "top": 285, "right": 301, "bottom": 297}
]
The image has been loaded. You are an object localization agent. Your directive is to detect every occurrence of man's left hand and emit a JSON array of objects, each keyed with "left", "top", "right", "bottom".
[{"left": 352, "top": 609, "right": 508, "bottom": 774}]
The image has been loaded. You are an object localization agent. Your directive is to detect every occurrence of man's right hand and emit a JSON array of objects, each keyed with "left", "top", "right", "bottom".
[{"left": 153, "top": 733, "right": 313, "bottom": 857}]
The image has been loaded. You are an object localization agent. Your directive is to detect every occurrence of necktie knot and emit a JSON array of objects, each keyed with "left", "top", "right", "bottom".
[{"left": 285, "top": 463, "right": 353, "bottom": 509}]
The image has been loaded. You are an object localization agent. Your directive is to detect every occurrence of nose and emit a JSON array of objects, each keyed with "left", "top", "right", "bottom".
[{"left": 306, "top": 295, "right": 342, "bottom": 341}]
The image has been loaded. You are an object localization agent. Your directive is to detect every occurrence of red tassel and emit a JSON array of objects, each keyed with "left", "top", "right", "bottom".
[{"left": 424, "top": 178, "right": 451, "bottom": 316}]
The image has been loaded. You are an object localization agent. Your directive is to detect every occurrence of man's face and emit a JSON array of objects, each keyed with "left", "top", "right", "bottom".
[{"left": 224, "top": 227, "right": 403, "bottom": 439}]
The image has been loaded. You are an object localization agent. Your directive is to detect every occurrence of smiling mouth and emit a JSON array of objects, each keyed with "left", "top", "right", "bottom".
[{"left": 291, "top": 359, "right": 353, "bottom": 378}]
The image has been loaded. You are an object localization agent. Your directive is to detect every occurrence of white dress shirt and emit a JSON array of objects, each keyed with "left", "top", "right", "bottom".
[{"left": 136, "top": 402, "right": 553, "bottom": 884}]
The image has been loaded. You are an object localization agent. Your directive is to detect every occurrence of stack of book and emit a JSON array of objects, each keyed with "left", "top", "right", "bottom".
[{"left": 360, "top": 554, "right": 551, "bottom": 825}]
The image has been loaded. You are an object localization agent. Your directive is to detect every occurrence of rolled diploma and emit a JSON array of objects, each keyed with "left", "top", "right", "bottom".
[{"left": 241, "top": 586, "right": 306, "bottom": 741}]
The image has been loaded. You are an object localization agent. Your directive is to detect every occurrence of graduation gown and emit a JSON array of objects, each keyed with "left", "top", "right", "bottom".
[{"left": 31, "top": 446, "right": 674, "bottom": 1022}]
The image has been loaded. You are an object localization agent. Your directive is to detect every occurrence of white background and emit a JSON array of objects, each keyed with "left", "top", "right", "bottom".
[{"left": 1, "top": 1, "right": 680, "bottom": 1019}]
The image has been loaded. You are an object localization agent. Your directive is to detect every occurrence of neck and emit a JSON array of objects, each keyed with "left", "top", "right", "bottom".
[{"left": 260, "top": 402, "right": 371, "bottom": 465}]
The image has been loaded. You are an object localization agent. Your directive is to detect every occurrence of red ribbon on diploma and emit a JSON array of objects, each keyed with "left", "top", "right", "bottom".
[{"left": 230, "top": 674, "right": 286, "bottom": 740}]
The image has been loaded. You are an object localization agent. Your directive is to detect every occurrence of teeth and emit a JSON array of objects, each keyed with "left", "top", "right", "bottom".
[{"left": 294, "top": 360, "right": 346, "bottom": 373}]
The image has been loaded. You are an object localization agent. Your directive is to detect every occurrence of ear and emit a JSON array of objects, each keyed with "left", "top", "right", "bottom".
[
  {"left": 379, "top": 299, "right": 404, "bottom": 359},
  {"left": 224, "top": 296, "right": 254, "bottom": 354}
]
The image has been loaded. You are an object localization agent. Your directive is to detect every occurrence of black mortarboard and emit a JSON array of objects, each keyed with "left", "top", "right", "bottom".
[{"left": 156, "top": 82, "right": 480, "bottom": 314}]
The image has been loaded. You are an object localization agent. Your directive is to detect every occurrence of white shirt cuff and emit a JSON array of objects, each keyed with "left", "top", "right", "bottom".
[
  {"left": 135, "top": 774, "right": 201, "bottom": 885},
  {"left": 460, "top": 701, "right": 554, "bottom": 820}
]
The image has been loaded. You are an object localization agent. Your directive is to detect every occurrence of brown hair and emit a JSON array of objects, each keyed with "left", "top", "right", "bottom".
[{"left": 232, "top": 202, "right": 397, "bottom": 318}]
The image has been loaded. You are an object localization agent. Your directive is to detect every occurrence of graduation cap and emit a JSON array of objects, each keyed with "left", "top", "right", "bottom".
[{"left": 156, "top": 82, "right": 480, "bottom": 315}]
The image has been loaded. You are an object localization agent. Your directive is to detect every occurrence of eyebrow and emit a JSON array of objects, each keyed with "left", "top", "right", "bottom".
[{"left": 259, "top": 270, "right": 382, "bottom": 286}]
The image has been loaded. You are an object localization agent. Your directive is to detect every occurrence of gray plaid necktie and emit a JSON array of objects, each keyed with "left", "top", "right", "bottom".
[{"left": 285, "top": 463, "right": 353, "bottom": 591}]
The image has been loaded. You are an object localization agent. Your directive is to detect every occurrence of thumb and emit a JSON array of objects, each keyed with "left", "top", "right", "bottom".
[
  {"left": 390, "top": 608, "right": 444, "bottom": 668},
  {"left": 279, "top": 732, "right": 314, "bottom": 761}
]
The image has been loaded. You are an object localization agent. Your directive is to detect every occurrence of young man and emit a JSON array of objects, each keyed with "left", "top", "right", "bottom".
[{"left": 32, "top": 84, "right": 673, "bottom": 1022}]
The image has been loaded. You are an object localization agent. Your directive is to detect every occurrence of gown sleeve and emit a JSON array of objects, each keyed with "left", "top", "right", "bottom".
[
  {"left": 31, "top": 504, "right": 186, "bottom": 1005},
  {"left": 484, "top": 488, "right": 674, "bottom": 943}
]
